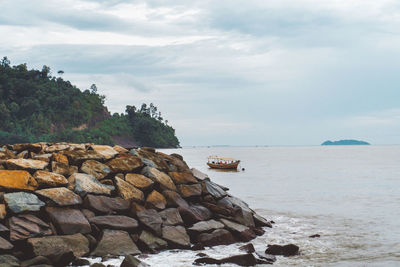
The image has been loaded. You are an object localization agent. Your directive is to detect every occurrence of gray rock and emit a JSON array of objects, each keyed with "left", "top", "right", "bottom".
[
  {"left": 81, "top": 160, "right": 111, "bottom": 180},
  {"left": 91, "top": 229, "right": 140, "bottom": 257},
  {"left": 191, "top": 168, "right": 209, "bottom": 181},
  {"left": 188, "top": 219, "right": 224, "bottom": 233},
  {"left": 0, "top": 236, "right": 13, "bottom": 250},
  {"left": 0, "top": 254, "right": 19, "bottom": 267},
  {"left": 204, "top": 180, "right": 227, "bottom": 199},
  {"left": 9, "top": 214, "right": 52, "bottom": 241},
  {"left": 158, "top": 208, "right": 183, "bottom": 226},
  {"left": 137, "top": 209, "right": 163, "bottom": 236},
  {"left": 198, "top": 229, "right": 235, "bottom": 247},
  {"left": 121, "top": 255, "right": 150, "bottom": 267},
  {"left": 139, "top": 230, "right": 168, "bottom": 251},
  {"left": 4, "top": 192, "right": 45, "bottom": 213},
  {"left": 68, "top": 173, "right": 114, "bottom": 197},
  {"left": 83, "top": 194, "right": 130, "bottom": 214},
  {"left": 161, "top": 225, "right": 191, "bottom": 248},
  {"left": 46, "top": 207, "right": 91, "bottom": 235},
  {"left": 89, "top": 215, "right": 139, "bottom": 231}
]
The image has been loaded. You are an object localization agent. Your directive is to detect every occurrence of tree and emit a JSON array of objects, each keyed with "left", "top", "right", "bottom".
[
  {"left": 1, "top": 56, "right": 10, "bottom": 67},
  {"left": 41, "top": 65, "right": 51, "bottom": 78},
  {"left": 57, "top": 70, "right": 64, "bottom": 75},
  {"left": 90, "top": 84, "right": 98, "bottom": 94}
]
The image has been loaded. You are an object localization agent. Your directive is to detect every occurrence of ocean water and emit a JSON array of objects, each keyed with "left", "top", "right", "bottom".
[{"left": 87, "top": 146, "right": 400, "bottom": 266}]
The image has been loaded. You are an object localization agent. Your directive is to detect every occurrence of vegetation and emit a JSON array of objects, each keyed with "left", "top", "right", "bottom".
[
  {"left": 321, "top": 140, "right": 370, "bottom": 146},
  {"left": 0, "top": 57, "right": 180, "bottom": 148}
]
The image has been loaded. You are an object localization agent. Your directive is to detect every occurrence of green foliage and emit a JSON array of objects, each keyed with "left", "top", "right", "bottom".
[{"left": 0, "top": 58, "right": 180, "bottom": 148}]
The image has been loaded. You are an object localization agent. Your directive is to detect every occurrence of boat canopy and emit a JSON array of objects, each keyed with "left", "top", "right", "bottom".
[{"left": 208, "top": 156, "right": 236, "bottom": 161}]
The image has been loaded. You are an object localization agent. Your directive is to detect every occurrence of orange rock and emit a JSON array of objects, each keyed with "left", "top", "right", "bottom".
[
  {"left": 0, "top": 204, "right": 6, "bottom": 219},
  {"left": 145, "top": 190, "right": 167, "bottom": 210},
  {"left": 125, "top": 173, "right": 154, "bottom": 190},
  {"left": 52, "top": 153, "right": 69, "bottom": 165},
  {"left": 168, "top": 172, "right": 198, "bottom": 184},
  {"left": 0, "top": 170, "right": 38, "bottom": 191},
  {"left": 178, "top": 184, "right": 202, "bottom": 198},
  {"left": 6, "top": 159, "right": 48, "bottom": 171},
  {"left": 33, "top": 170, "right": 68, "bottom": 187},
  {"left": 113, "top": 145, "right": 129, "bottom": 154},
  {"left": 115, "top": 177, "right": 144, "bottom": 202},
  {"left": 90, "top": 145, "right": 118, "bottom": 160}
]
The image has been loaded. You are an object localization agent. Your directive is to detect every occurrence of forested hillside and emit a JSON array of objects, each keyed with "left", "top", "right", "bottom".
[{"left": 0, "top": 57, "right": 179, "bottom": 148}]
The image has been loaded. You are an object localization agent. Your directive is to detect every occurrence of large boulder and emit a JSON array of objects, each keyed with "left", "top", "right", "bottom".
[
  {"left": 158, "top": 208, "right": 183, "bottom": 226},
  {"left": 28, "top": 233, "right": 90, "bottom": 258},
  {"left": 125, "top": 173, "right": 154, "bottom": 191},
  {"left": 203, "top": 180, "right": 227, "bottom": 199},
  {"left": 191, "top": 168, "right": 209, "bottom": 181},
  {"left": 145, "top": 190, "right": 166, "bottom": 210},
  {"left": 178, "top": 184, "right": 202, "bottom": 198},
  {"left": 220, "top": 218, "right": 256, "bottom": 242},
  {"left": 91, "top": 229, "right": 140, "bottom": 256},
  {"left": 83, "top": 194, "right": 130, "bottom": 214},
  {"left": 135, "top": 148, "right": 170, "bottom": 172},
  {"left": 90, "top": 145, "right": 118, "bottom": 160},
  {"left": 68, "top": 173, "right": 113, "bottom": 197},
  {"left": 35, "top": 187, "right": 82, "bottom": 206},
  {"left": 89, "top": 215, "right": 139, "bottom": 231},
  {"left": 138, "top": 230, "right": 168, "bottom": 252},
  {"left": 136, "top": 209, "right": 163, "bottom": 236},
  {"left": 8, "top": 214, "right": 52, "bottom": 241},
  {"left": 46, "top": 207, "right": 91, "bottom": 235},
  {"left": 33, "top": 170, "right": 68, "bottom": 188},
  {"left": 265, "top": 244, "right": 300, "bottom": 256},
  {"left": 121, "top": 255, "right": 150, "bottom": 267},
  {"left": 156, "top": 152, "right": 190, "bottom": 172},
  {"left": 63, "top": 150, "right": 104, "bottom": 165},
  {"left": 162, "top": 190, "right": 189, "bottom": 208},
  {"left": 197, "top": 229, "right": 236, "bottom": 247},
  {"left": 4, "top": 192, "right": 45, "bottom": 213},
  {"left": 106, "top": 156, "right": 143, "bottom": 173},
  {"left": 80, "top": 160, "right": 111, "bottom": 180},
  {"left": 178, "top": 205, "right": 212, "bottom": 225},
  {"left": 188, "top": 220, "right": 224, "bottom": 234},
  {"left": 0, "top": 170, "right": 38, "bottom": 191},
  {"left": 161, "top": 225, "right": 191, "bottom": 248},
  {"left": 194, "top": 253, "right": 257, "bottom": 266},
  {"left": 115, "top": 177, "right": 144, "bottom": 202},
  {"left": 6, "top": 158, "right": 48, "bottom": 171},
  {"left": 253, "top": 212, "right": 272, "bottom": 228},
  {"left": 168, "top": 172, "right": 197, "bottom": 184},
  {"left": 141, "top": 167, "right": 177, "bottom": 191}
]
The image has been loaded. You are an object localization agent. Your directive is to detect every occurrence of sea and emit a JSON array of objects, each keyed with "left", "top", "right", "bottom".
[{"left": 87, "top": 145, "right": 400, "bottom": 267}]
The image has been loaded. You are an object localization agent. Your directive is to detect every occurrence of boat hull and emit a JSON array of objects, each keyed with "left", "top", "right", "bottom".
[{"left": 207, "top": 161, "right": 240, "bottom": 169}]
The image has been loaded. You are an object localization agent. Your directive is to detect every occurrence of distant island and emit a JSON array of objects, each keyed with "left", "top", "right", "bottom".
[{"left": 321, "top": 140, "right": 370, "bottom": 146}]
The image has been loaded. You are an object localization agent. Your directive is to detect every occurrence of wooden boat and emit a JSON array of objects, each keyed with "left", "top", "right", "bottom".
[{"left": 207, "top": 156, "right": 240, "bottom": 170}]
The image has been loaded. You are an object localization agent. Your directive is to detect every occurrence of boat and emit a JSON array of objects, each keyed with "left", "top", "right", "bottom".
[{"left": 207, "top": 156, "right": 240, "bottom": 170}]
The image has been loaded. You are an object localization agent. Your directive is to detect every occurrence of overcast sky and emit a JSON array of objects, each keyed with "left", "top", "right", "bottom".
[{"left": 1, "top": 0, "right": 400, "bottom": 146}]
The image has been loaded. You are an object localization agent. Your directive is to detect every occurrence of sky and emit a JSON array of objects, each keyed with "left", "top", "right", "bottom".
[{"left": 1, "top": 0, "right": 400, "bottom": 146}]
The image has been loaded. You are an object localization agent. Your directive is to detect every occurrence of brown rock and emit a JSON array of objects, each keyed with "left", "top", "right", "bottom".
[
  {"left": 83, "top": 194, "right": 130, "bottom": 214},
  {"left": 178, "top": 184, "right": 202, "bottom": 198},
  {"left": 265, "top": 244, "right": 300, "bottom": 256},
  {"left": 64, "top": 150, "right": 105, "bottom": 165},
  {"left": 157, "top": 152, "right": 190, "bottom": 172},
  {"left": 52, "top": 153, "right": 69, "bottom": 164},
  {"left": 45, "top": 144, "right": 70, "bottom": 153},
  {"left": 115, "top": 177, "right": 144, "bottom": 202},
  {"left": 138, "top": 230, "right": 168, "bottom": 252},
  {"left": 188, "top": 220, "right": 224, "bottom": 234},
  {"left": 68, "top": 173, "right": 113, "bottom": 197},
  {"left": 6, "top": 158, "right": 48, "bottom": 171},
  {"left": 8, "top": 214, "right": 52, "bottom": 241},
  {"left": 203, "top": 180, "right": 227, "bottom": 199},
  {"left": 168, "top": 172, "right": 197, "bottom": 184},
  {"left": 129, "top": 202, "right": 146, "bottom": 217},
  {"left": 51, "top": 161, "right": 70, "bottom": 176},
  {"left": 0, "top": 170, "right": 38, "bottom": 191},
  {"left": 125, "top": 173, "right": 154, "bottom": 190},
  {"left": 198, "top": 229, "right": 236, "bottom": 247},
  {"left": 46, "top": 207, "right": 91, "bottom": 235},
  {"left": 141, "top": 167, "right": 177, "bottom": 191},
  {"left": 81, "top": 209, "right": 96, "bottom": 220},
  {"left": 91, "top": 229, "right": 140, "bottom": 256},
  {"left": 161, "top": 225, "right": 190, "bottom": 248},
  {"left": 81, "top": 160, "right": 111, "bottom": 180},
  {"left": 113, "top": 145, "right": 128, "bottom": 154},
  {"left": 253, "top": 213, "right": 272, "bottom": 228},
  {"left": 36, "top": 187, "right": 82, "bottom": 206},
  {"left": 89, "top": 215, "right": 139, "bottom": 231},
  {"left": 191, "top": 168, "right": 209, "bottom": 181},
  {"left": 136, "top": 209, "right": 163, "bottom": 236},
  {"left": 158, "top": 208, "right": 184, "bottom": 226},
  {"left": 136, "top": 149, "right": 169, "bottom": 172},
  {"left": 220, "top": 218, "right": 256, "bottom": 242},
  {"left": 0, "top": 236, "right": 13, "bottom": 250},
  {"left": 0, "top": 204, "right": 6, "bottom": 220},
  {"left": 28, "top": 233, "right": 90, "bottom": 258},
  {"left": 195, "top": 253, "right": 257, "bottom": 266},
  {"left": 239, "top": 243, "right": 255, "bottom": 253},
  {"left": 33, "top": 170, "right": 68, "bottom": 188},
  {"left": 162, "top": 190, "right": 189, "bottom": 208},
  {"left": 11, "top": 143, "right": 42, "bottom": 153},
  {"left": 145, "top": 190, "right": 166, "bottom": 210},
  {"left": 90, "top": 145, "right": 118, "bottom": 160},
  {"left": 32, "top": 153, "right": 52, "bottom": 162},
  {"left": 106, "top": 156, "right": 143, "bottom": 173},
  {"left": 178, "top": 205, "right": 212, "bottom": 225}
]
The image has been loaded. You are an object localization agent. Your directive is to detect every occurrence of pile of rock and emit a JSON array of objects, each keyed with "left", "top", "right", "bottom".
[{"left": 0, "top": 143, "right": 273, "bottom": 266}]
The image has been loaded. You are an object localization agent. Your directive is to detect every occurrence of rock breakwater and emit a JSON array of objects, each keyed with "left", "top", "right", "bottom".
[{"left": 0, "top": 143, "right": 273, "bottom": 266}]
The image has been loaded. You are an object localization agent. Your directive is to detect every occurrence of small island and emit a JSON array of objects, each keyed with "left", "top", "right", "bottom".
[{"left": 321, "top": 139, "right": 371, "bottom": 146}]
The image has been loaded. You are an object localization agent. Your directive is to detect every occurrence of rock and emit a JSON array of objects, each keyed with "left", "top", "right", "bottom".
[
  {"left": 51, "top": 161, "right": 70, "bottom": 176},
  {"left": 204, "top": 180, "right": 227, "bottom": 199},
  {"left": 178, "top": 184, "right": 202, "bottom": 198},
  {"left": 136, "top": 209, "right": 163, "bottom": 236},
  {"left": 253, "top": 227, "right": 265, "bottom": 236},
  {"left": 145, "top": 190, "right": 166, "bottom": 210},
  {"left": 83, "top": 194, "right": 130, "bottom": 214},
  {"left": 193, "top": 257, "right": 220, "bottom": 265},
  {"left": 188, "top": 220, "right": 224, "bottom": 234},
  {"left": 141, "top": 167, "right": 177, "bottom": 191},
  {"left": 161, "top": 225, "right": 191, "bottom": 248},
  {"left": 0, "top": 204, "right": 6, "bottom": 220},
  {"left": 0, "top": 235, "right": 13, "bottom": 250},
  {"left": 48, "top": 250, "right": 76, "bottom": 266},
  {"left": 178, "top": 205, "right": 212, "bottom": 225},
  {"left": 115, "top": 177, "right": 144, "bottom": 202},
  {"left": 36, "top": 187, "right": 82, "bottom": 206},
  {"left": 125, "top": 173, "right": 154, "bottom": 190},
  {"left": 4, "top": 192, "right": 45, "bottom": 213},
  {"left": 191, "top": 243, "right": 205, "bottom": 251},
  {"left": 68, "top": 173, "right": 113, "bottom": 197},
  {"left": 28, "top": 233, "right": 90, "bottom": 258},
  {"left": 196, "top": 252, "right": 208, "bottom": 257},
  {"left": 168, "top": 172, "right": 197, "bottom": 184},
  {"left": 201, "top": 202, "right": 233, "bottom": 217},
  {"left": 52, "top": 153, "right": 69, "bottom": 164},
  {"left": 0, "top": 223, "right": 8, "bottom": 237},
  {"left": 90, "top": 145, "right": 118, "bottom": 160},
  {"left": 265, "top": 244, "right": 300, "bottom": 256},
  {"left": 71, "top": 258, "right": 91, "bottom": 266},
  {"left": 158, "top": 208, "right": 183, "bottom": 226},
  {"left": 91, "top": 229, "right": 140, "bottom": 256},
  {"left": 197, "top": 229, "right": 235, "bottom": 247},
  {"left": 157, "top": 152, "right": 190, "bottom": 172},
  {"left": 33, "top": 170, "right": 68, "bottom": 188},
  {"left": 46, "top": 207, "right": 91, "bottom": 235},
  {"left": 81, "top": 160, "right": 111, "bottom": 180},
  {"left": 239, "top": 243, "right": 255, "bottom": 253},
  {"left": 129, "top": 202, "right": 146, "bottom": 217},
  {"left": 0, "top": 170, "right": 38, "bottom": 191},
  {"left": 20, "top": 256, "right": 51, "bottom": 267},
  {"left": 0, "top": 254, "right": 19, "bottom": 267},
  {"left": 32, "top": 153, "right": 52, "bottom": 162},
  {"left": 8, "top": 214, "right": 52, "bottom": 241},
  {"left": 220, "top": 253, "right": 257, "bottom": 266},
  {"left": 220, "top": 218, "right": 256, "bottom": 241},
  {"left": 255, "top": 251, "right": 276, "bottom": 263},
  {"left": 162, "top": 190, "right": 189, "bottom": 208},
  {"left": 64, "top": 150, "right": 105, "bottom": 165},
  {"left": 309, "top": 234, "right": 321, "bottom": 238},
  {"left": 11, "top": 143, "right": 42, "bottom": 153},
  {"left": 106, "top": 156, "right": 143, "bottom": 173},
  {"left": 191, "top": 168, "right": 209, "bottom": 181},
  {"left": 45, "top": 144, "right": 70, "bottom": 153},
  {"left": 91, "top": 263, "right": 106, "bottom": 267},
  {"left": 81, "top": 209, "right": 96, "bottom": 220},
  {"left": 113, "top": 145, "right": 129, "bottom": 154},
  {"left": 6, "top": 158, "right": 48, "bottom": 171},
  {"left": 136, "top": 149, "right": 169, "bottom": 172},
  {"left": 89, "top": 215, "right": 139, "bottom": 231},
  {"left": 139, "top": 230, "right": 168, "bottom": 251},
  {"left": 253, "top": 213, "right": 272, "bottom": 228},
  {"left": 120, "top": 254, "right": 150, "bottom": 267}
]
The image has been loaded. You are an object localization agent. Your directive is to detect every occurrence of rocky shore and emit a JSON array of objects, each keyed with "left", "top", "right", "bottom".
[{"left": 0, "top": 143, "right": 286, "bottom": 266}]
